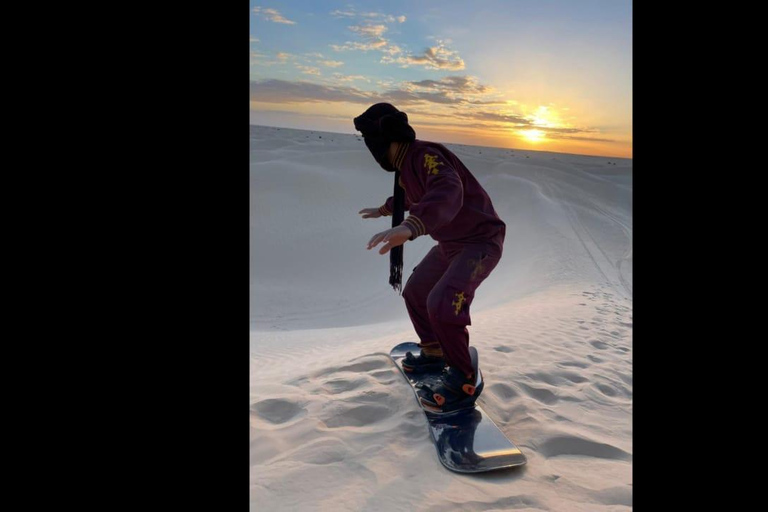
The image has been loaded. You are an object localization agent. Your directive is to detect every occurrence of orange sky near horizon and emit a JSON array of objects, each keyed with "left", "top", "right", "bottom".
[{"left": 250, "top": 101, "right": 632, "bottom": 159}]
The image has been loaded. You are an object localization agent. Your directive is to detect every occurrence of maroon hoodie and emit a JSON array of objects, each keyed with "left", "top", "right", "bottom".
[{"left": 377, "top": 140, "right": 506, "bottom": 252}]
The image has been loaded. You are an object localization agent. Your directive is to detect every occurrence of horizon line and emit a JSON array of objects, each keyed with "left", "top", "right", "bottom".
[{"left": 250, "top": 124, "right": 633, "bottom": 161}]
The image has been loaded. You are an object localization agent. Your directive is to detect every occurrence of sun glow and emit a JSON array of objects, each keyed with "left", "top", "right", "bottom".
[
  {"left": 515, "top": 106, "right": 565, "bottom": 144},
  {"left": 520, "top": 129, "right": 545, "bottom": 143},
  {"left": 530, "top": 106, "right": 558, "bottom": 128}
]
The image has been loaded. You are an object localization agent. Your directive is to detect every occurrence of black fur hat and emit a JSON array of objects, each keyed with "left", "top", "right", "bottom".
[
  {"left": 354, "top": 103, "right": 416, "bottom": 172},
  {"left": 354, "top": 103, "right": 416, "bottom": 141}
]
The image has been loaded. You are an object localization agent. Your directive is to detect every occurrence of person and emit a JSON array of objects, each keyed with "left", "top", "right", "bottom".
[{"left": 354, "top": 103, "right": 506, "bottom": 413}]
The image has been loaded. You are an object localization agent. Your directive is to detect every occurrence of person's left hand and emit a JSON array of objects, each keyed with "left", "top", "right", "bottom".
[{"left": 367, "top": 225, "right": 412, "bottom": 254}]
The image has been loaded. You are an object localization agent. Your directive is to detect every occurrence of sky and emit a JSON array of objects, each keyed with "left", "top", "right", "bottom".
[{"left": 250, "top": 1, "right": 632, "bottom": 158}]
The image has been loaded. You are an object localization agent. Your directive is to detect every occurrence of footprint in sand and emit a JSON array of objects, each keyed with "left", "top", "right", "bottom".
[
  {"left": 333, "top": 359, "right": 389, "bottom": 373},
  {"left": 285, "top": 376, "right": 309, "bottom": 387},
  {"left": 489, "top": 382, "right": 519, "bottom": 399},
  {"left": 518, "top": 382, "right": 559, "bottom": 405},
  {"left": 590, "top": 340, "right": 610, "bottom": 350},
  {"left": 252, "top": 398, "right": 306, "bottom": 424},
  {"left": 322, "top": 404, "right": 393, "bottom": 428},
  {"left": 558, "top": 370, "right": 589, "bottom": 383},
  {"left": 586, "top": 378, "right": 631, "bottom": 403},
  {"left": 352, "top": 390, "right": 392, "bottom": 403},
  {"left": 266, "top": 437, "right": 352, "bottom": 466},
  {"left": 526, "top": 370, "right": 589, "bottom": 387},
  {"left": 596, "top": 383, "right": 618, "bottom": 397},
  {"left": 534, "top": 434, "right": 631, "bottom": 461},
  {"left": 369, "top": 368, "right": 392, "bottom": 377},
  {"left": 557, "top": 360, "right": 590, "bottom": 369},
  {"left": 595, "top": 486, "right": 633, "bottom": 507},
  {"left": 494, "top": 346, "right": 514, "bottom": 353},
  {"left": 369, "top": 369, "right": 397, "bottom": 384},
  {"left": 321, "top": 376, "right": 368, "bottom": 395}
]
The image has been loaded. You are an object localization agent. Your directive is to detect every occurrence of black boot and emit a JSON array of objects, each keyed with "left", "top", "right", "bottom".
[
  {"left": 418, "top": 366, "right": 484, "bottom": 413},
  {"left": 402, "top": 344, "right": 446, "bottom": 373}
]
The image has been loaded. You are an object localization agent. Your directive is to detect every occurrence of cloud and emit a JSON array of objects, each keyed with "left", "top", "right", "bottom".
[
  {"left": 400, "top": 76, "right": 507, "bottom": 107},
  {"left": 333, "top": 74, "right": 370, "bottom": 83},
  {"left": 402, "top": 109, "right": 462, "bottom": 120},
  {"left": 331, "top": 10, "right": 406, "bottom": 23},
  {"left": 380, "top": 87, "right": 502, "bottom": 106},
  {"left": 534, "top": 126, "right": 595, "bottom": 134},
  {"left": 331, "top": 17, "right": 405, "bottom": 55},
  {"left": 251, "top": 79, "right": 378, "bottom": 104},
  {"left": 330, "top": 10, "right": 357, "bottom": 18},
  {"left": 382, "top": 41, "right": 465, "bottom": 70},
  {"left": 472, "top": 111, "right": 532, "bottom": 125},
  {"left": 319, "top": 60, "right": 344, "bottom": 68},
  {"left": 524, "top": 126, "right": 614, "bottom": 142},
  {"left": 381, "top": 89, "right": 440, "bottom": 104},
  {"left": 331, "top": 40, "right": 391, "bottom": 51},
  {"left": 349, "top": 24, "right": 388, "bottom": 39},
  {"left": 383, "top": 45, "right": 403, "bottom": 55},
  {"left": 250, "top": 36, "right": 260, "bottom": 43},
  {"left": 250, "top": 80, "right": 460, "bottom": 106},
  {"left": 251, "top": 79, "right": 495, "bottom": 108},
  {"left": 331, "top": 24, "right": 390, "bottom": 51},
  {"left": 251, "top": 78, "right": 496, "bottom": 109},
  {"left": 276, "top": 52, "right": 295, "bottom": 61},
  {"left": 409, "top": 76, "right": 490, "bottom": 94},
  {"left": 464, "top": 99, "right": 508, "bottom": 105},
  {"left": 250, "top": 52, "right": 280, "bottom": 66},
  {"left": 253, "top": 6, "right": 296, "bottom": 25},
  {"left": 545, "top": 134, "right": 617, "bottom": 142},
  {"left": 296, "top": 65, "right": 321, "bottom": 76},
  {"left": 408, "top": 119, "right": 515, "bottom": 133}
]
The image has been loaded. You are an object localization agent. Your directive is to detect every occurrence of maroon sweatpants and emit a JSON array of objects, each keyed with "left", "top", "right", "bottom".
[{"left": 402, "top": 240, "right": 502, "bottom": 377}]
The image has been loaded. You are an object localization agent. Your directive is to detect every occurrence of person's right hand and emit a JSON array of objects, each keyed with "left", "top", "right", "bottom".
[{"left": 359, "top": 208, "right": 382, "bottom": 219}]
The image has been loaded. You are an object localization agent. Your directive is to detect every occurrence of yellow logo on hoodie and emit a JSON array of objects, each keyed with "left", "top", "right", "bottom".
[{"left": 424, "top": 153, "right": 443, "bottom": 175}]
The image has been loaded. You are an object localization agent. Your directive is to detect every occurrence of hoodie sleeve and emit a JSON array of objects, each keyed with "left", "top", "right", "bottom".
[
  {"left": 379, "top": 193, "right": 411, "bottom": 216},
  {"left": 400, "top": 146, "right": 463, "bottom": 239}
]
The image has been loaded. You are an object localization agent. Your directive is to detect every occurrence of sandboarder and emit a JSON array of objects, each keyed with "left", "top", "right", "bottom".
[{"left": 355, "top": 103, "right": 506, "bottom": 413}]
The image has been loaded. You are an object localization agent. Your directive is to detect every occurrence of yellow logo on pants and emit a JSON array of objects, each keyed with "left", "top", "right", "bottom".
[{"left": 452, "top": 291, "right": 466, "bottom": 315}]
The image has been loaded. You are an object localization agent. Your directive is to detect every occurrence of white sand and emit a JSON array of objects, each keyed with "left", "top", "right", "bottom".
[{"left": 250, "top": 125, "right": 632, "bottom": 511}]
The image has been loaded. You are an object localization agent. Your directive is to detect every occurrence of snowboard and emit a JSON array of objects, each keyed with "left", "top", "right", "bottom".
[{"left": 388, "top": 342, "right": 527, "bottom": 473}]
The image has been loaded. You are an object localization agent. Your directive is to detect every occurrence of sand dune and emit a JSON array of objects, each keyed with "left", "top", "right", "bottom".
[{"left": 250, "top": 125, "right": 632, "bottom": 511}]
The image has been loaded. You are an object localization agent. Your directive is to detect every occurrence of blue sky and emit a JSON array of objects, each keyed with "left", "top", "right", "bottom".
[{"left": 250, "top": 1, "right": 632, "bottom": 157}]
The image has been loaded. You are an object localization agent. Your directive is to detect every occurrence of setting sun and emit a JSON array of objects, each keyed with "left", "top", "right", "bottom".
[{"left": 520, "top": 129, "right": 545, "bottom": 143}]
